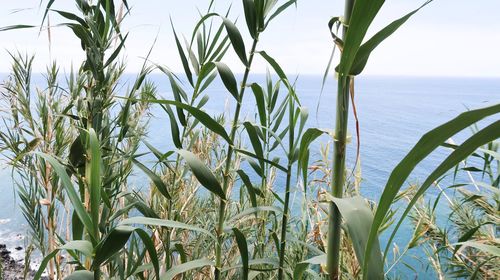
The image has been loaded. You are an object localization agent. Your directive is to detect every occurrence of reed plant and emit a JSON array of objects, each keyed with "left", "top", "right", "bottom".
[
  {"left": 1, "top": 1, "right": 159, "bottom": 279},
  {"left": 0, "top": 0, "right": 498, "bottom": 279},
  {"left": 403, "top": 137, "right": 499, "bottom": 279}
]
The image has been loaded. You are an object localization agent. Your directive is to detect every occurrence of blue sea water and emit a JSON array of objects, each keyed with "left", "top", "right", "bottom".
[{"left": 0, "top": 74, "right": 498, "bottom": 277}]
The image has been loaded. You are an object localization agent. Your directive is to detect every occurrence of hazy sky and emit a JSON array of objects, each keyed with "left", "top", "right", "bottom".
[{"left": 1, "top": 0, "right": 499, "bottom": 76}]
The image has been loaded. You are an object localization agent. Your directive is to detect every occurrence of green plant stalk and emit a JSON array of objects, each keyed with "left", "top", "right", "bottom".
[
  {"left": 327, "top": 1, "right": 354, "bottom": 278},
  {"left": 256, "top": 93, "right": 272, "bottom": 259},
  {"left": 215, "top": 35, "right": 259, "bottom": 280},
  {"left": 278, "top": 93, "right": 295, "bottom": 280},
  {"left": 165, "top": 77, "right": 203, "bottom": 270},
  {"left": 327, "top": 76, "right": 350, "bottom": 279}
]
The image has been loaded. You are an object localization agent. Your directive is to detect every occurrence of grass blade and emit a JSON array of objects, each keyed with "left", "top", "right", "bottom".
[
  {"left": 364, "top": 103, "right": 500, "bottom": 277},
  {"left": 213, "top": 62, "right": 239, "bottom": 100},
  {"left": 232, "top": 228, "right": 249, "bottom": 280},
  {"left": 33, "top": 152, "right": 94, "bottom": 241},
  {"left": 132, "top": 158, "right": 171, "bottom": 200},
  {"left": 178, "top": 149, "right": 226, "bottom": 200},
  {"left": 222, "top": 17, "right": 248, "bottom": 66},
  {"left": 162, "top": 259, "right": 214, "bottom": 280},
  {"left": 120, "top": 217, "right": 215, "bottom": 240}
]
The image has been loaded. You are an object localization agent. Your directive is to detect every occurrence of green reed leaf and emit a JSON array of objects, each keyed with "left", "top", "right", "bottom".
[
  {"left": 364, "top": 103, "right": 500, "bottom": 278},
  {"left": 243, "top": 122, "right": 264, "bottom": 165},
  {"left": 264, "top": 0, "right": 296, "bottom": 29},
  {"left": 163, "top": 104, "right": 183, "bottom": 148},
  {"left": 178, "top": 149, "right": 226, "bottom": 200},
  {"left": 171, "top": 19, "right": 193, "bottom": 86},
  {"left": 212, "top": 62, "right": 239, "bottom": 100},
  {"left": 121, "top": 217, "right": 215, "bottom": 240},
  {"left": 250, "top": 83, "right": 267, "bottom": 129},
  {"left": 243, "top": 0, "right": 258, "bottom": 39},
  {"left": 325, "top": 195, "right": 384, "bottom": 279},
  {"left": 132, "top": 158, "right": 171, "bottom": 200},
  {"left": 338, "top": 0, "right": 384, "bottom": 75},
  {"left": 232, "top": 228, "right": 249, "bottom": 279},
  {"left": 293, "top": 254, "right": 326, "bottom": 280},
  {"left": 135, "top": 228, "right": 161, "bottom": 280},
  {"left": 33, "top": 152, "right": 94, "bottom": 241},
  {"left": 163, "top": 259, "right": 214, "bottom": 280},
  {"left": 53, "top": 10, "right": 88, "bottom": 28},
  {"left": 222, "top": 17, "right": 248, "bottom": 66},
  {"left": 236, "top": 169, "right": 264, "bottom": 208},
  {"left": 350, "top": 1, "right": 432, "bottom": 75},
  {"left": 87, "top": 129, "right": 101, "bottom": 238},
  {"left": 34, "top": 250, "right": 59, "bottom": 280},
  {"left": 120, "top": 97, "right": 231, "bottom": 144},
  {"left": 383, "top": 120, "right": 500, "bottom": 262},
  {"left": 60, "top": 240, "right": 93, "bottom": 257},
  {"left": 298, "top": 128, "right": 331, "bottom": 188},
  {"left": 259, "top": 51, "right": 287, "bottom": 82},
  {"left": 235, "top": 148, "right": 287, "bottom": 172},
  {"left": 93, "top": 226, "right": 135, "bottom": 268}
]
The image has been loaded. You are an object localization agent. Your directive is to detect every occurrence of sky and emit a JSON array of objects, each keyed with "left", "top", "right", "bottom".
[{"left": 0, "top": 0, "right": 499, "bottom": 77}]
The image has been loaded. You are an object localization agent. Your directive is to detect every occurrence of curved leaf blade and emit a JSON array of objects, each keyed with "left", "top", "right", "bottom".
[
  {"left": 178, "top": 149, "right": 226, "bottom": 200},
  {"left": 363, "top": 103, "right": 500, "bottom": 277},
  {"left": 222, "top": 17, "right": 248, "bottom": 66},
  {"left": 162, "top": 259, "right": 214, "bottom": 280},
  {"left": 120, "top": 216, "right": 215, "bottom": 240},
  {"left": 213, "top": 62, "right": 239, "bottom": 100},
  {"left": 232, "top": 228, "right": 249, "bottom": 280}
]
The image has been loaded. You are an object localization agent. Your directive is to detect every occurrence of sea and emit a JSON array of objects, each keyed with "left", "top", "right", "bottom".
[{"left": 0, "top": 74, "right": 498, "bottom": 278}]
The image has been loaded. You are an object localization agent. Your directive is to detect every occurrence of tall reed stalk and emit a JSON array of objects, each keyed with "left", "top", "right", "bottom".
[
  {"left": 277, "top": 83, "right": 296, "bottom": 279},
  {"left": 327, "top": 1, "right": 354, "bottom": 278},
  {"left": 215, "top": 34, "right": 260, "bottom": 280}
]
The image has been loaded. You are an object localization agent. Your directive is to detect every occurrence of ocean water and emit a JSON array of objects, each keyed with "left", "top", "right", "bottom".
[{"left": 0, "top": 74, "right": 498, "bottom": 277}]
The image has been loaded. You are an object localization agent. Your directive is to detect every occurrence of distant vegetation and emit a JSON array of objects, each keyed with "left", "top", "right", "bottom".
[{"left": 0, "top": 0, "right": 498, "bottom": 279}]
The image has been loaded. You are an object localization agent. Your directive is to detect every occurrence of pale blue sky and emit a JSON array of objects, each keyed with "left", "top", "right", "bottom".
[{"left": 1, "top": 0, "right": 499, "bottom": 76}]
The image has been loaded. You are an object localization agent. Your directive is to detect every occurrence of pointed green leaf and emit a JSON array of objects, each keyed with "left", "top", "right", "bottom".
[
  {"left": 325, "top": 195, "right": 384, "bottom": 279},
  {"left": 162, "top": 259, "right": 214, "bottom": 280},
  {"left": 212, "top": 62, "right": 239, "bottom": 100},
  {"left": 87, "top": 129, "right": 101, "bottom": 238},
  {"left": 232, "top": 228, "right": 249, "bottom": 280},
  {"left": 178, "top": 149, "right": 225, "bottom": 200},
  {"left": 222, "top": 17, "right": 248, "bottom": 66},
  {"left": 338, "top": 0, "right": 384, "bottom": 75},
  {"left": 33, "top": 152, "right": 94, "bottom": 241},
  {"left": 171, "top": 19, "right": 193, "bottom": 86},
  {"left": 93, "top": 226, "right": 135, "bottom": 268},
  {"left": 250, "top": 83, "right": 267, "bottom": 129},
  {"left": 243, "top": 0, "right": 258, "bottom": 39},
  {"left": 364, "top": 103, "right": 500, "bottom": 277},
  {"left": 163, "top": 104, "right": 183, "bottom": 148},
  {"left": 60, "top": 240, "right": 93, "bottom": 257},
  {"left": 350, "top": 1, "right": 432, "bottom": 75},
  {"left": 121, "top": 216, "right": 215, "bottom": 240},
  {"left": 243, "top": 122, "right": 264, "bottom": 164},
  {"left": 118, "top": 97, "right": 231, "bottom": 144},
  {"left": 293, "top": 254, "right": 326, "bottom": 280},
  {"left": 383, "top": 120, "right": 500, "bottom": 262},
  {"left": 0, "top": 25, "right": 35, "bottom": 32},
  {"left": 132, "top": 158, "right": 171, "bottom": 200}
]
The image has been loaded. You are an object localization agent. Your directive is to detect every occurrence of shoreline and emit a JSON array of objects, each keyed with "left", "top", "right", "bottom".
[{"left": 1, "top": 243, "right": 38, "bottom": 279}]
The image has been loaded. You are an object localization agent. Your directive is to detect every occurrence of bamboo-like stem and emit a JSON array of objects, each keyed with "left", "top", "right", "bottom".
[
  {"left": 278, "top": 92, "right": 295, "bottom": 280},
  {"left": 165, "top": 77, "right": 203, "bottom": 270},
  {"left": 215, "top": 36, "right": 259, "bottom": 280},
  {"left": 255, "top": 82, "right": 272, "bottom": 259},
  {"left": 327, "top": 0, "right": 354, "bottom": 278}
]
